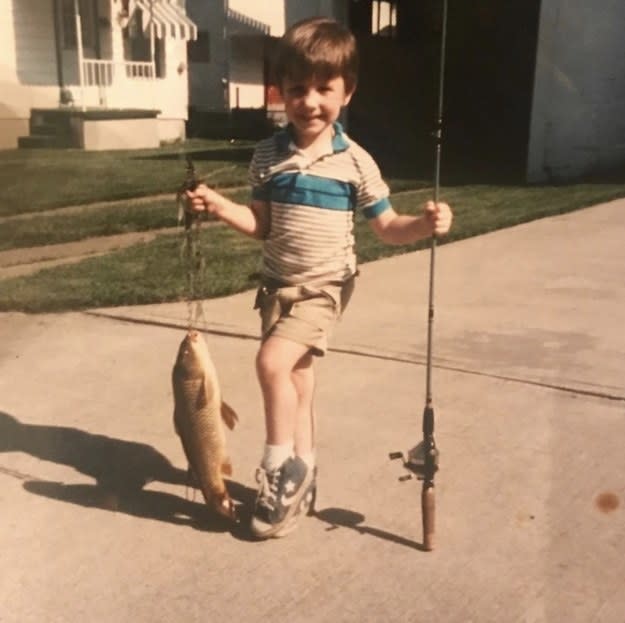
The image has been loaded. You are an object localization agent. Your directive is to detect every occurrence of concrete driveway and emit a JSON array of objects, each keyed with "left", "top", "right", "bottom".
[{"left": 1, "top": 200, "right": 623, "bottom": 623}]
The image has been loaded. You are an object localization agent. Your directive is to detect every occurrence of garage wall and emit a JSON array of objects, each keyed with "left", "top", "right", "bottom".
[{"left": 527, "top": 0, "right": 625, "bottom": 181}]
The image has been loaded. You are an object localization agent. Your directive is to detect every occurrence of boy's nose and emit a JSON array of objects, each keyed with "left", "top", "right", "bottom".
[{"left": 302, "top": 89, "right": 320, "bottom": 108}]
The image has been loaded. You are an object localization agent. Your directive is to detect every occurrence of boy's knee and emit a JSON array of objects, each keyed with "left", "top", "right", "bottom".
[
  {"left": 255, "top": 343, "right": 289, "bottom": 382},
  {"left": 256, "top": 338, "right": 312, "bottom": 383},
  {"left": 291, "top": 364, "right": 315, "bottom": 399},
  {"left": 255, "top": 347, "right": 275, "bottom": 381}
]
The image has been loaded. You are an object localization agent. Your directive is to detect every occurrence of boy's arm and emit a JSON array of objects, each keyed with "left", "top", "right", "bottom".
[
  {"left": 368, "top": 201, "right": 452, "bottom": 245},
  {"left": 186, "top": 184, "right": 270, "bottom": 240}
]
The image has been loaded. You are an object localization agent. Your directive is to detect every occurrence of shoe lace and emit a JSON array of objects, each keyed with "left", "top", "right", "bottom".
[{"left": 256, "top": 466, "right": 282, "bottom": 512}]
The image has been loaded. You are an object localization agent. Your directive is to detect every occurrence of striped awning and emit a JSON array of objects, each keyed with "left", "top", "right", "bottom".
[{"left": 134, "top": 0, "right": 197, "bottom": 41}]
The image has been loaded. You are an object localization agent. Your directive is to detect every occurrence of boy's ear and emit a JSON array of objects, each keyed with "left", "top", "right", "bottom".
[{"left": 343, "top": 86, "right": 356, "bottom": 106}]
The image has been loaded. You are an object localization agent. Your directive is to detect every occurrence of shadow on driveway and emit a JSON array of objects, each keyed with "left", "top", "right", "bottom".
[
  {"left": 0, "top": 411, "right": 255, "bottom": 535},
  {"left": 315, "top": 507, "right": 427, "bottom": 552}
]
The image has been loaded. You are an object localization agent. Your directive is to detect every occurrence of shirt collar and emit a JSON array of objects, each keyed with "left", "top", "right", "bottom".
[{"left": 275, "top": 122, "right": 349, "bottom": 154}]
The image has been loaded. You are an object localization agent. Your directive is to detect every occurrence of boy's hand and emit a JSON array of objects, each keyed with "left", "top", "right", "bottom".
[
  {"left": 185, "top": 184, "right": 225, "bottom": 216},
  {"left": 423, "top": 200, "right": 453, "bottom": 236}
]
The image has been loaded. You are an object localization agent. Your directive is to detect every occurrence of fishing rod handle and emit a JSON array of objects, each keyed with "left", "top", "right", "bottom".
[{"left": 422, "top": 483, "right": 435, "bottom": 551}]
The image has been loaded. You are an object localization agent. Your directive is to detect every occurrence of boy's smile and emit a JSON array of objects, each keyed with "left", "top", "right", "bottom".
[{"left": 282, "top": 76, "right": 354, "bottom": 149}]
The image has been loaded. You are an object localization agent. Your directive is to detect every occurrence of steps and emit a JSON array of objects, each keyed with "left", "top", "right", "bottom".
[{"left": 18, "top": 109, "right": 77, "bottom": 149}]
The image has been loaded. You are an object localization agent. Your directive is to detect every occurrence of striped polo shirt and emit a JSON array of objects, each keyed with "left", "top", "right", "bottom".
[{"left": 249, "top": 122, "right": 390, "bottom": 285}]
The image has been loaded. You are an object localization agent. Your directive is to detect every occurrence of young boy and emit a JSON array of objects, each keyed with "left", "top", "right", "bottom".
[{"left": 186, "top": 17, "right": 453, "bottom": 539}]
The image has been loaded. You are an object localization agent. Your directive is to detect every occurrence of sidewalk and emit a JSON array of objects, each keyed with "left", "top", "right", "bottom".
[{"left": 1, "top": 200, "right": 623, "bottom": 622}]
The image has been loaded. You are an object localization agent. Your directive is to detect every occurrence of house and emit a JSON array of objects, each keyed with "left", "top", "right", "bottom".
[
  {"left": 0, "top": 0, "right": 197, "bottom": 150},
  {"left": 186, "top": 0, "right": 343, "bottom": 111},
  {"left": 186, "top": 0, "right": 625, "bottom": 183},
  {"left": 185, "top": 0, "right": 344, "bottom": 137}
]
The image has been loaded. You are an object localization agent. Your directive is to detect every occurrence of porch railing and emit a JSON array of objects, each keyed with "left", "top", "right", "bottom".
[
  {"left": 82, "top": 59, "right": 156, "bottom": 86},
  {"left": 124, "top": 61, "right": 156, "bottom": 79}
]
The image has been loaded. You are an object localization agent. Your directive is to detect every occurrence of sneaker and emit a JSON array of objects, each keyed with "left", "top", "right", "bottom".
[
  {"left": 250, "top": 456, "right": 313, "bottom": 538},
  {"left": 299, "top": 466, "right": 317, "bottom": 517}
]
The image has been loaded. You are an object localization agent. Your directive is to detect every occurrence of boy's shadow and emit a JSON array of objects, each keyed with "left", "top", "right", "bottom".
[{"left": 0, "top": 411, "right": 255, "bottom": 533}]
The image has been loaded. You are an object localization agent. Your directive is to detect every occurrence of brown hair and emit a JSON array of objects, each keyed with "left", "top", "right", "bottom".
[{"left": 273, "top": 17, "right": 359, "bottom": 93}]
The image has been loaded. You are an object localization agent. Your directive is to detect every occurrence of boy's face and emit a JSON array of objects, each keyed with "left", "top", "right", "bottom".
[{"left": 281, "top": 75, "right": 354, "bottom": 147}]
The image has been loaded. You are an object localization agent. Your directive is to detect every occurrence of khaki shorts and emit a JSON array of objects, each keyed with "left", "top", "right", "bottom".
[{"left": 254, "top": 276, "right": 356, "bottom": 356}]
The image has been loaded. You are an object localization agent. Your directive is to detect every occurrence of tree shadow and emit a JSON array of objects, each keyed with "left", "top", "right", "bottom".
[
  {"left": 1, "top": 411, "right": 255, "bottom": 533},
  {"left": 315, "top": 507, "right": 428, "bottom": 552}
]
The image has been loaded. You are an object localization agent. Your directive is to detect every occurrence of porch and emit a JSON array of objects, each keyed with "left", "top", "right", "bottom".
[
  {"left": 18, "top": 108, "right": 160, "bottom": 150},
  {"left": 15, "top": 0, "right": 196, "bottom": 149},
  {"left": 61, "top": 0, "right": 195, "bottom": 105}
]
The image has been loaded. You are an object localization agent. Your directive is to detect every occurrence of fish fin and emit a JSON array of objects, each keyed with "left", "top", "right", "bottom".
[
  {"left": 221, "top": 458, "right": 233, "bottom": 476},
  {"left": 221, "top": 401, "right": 239, "bottom": 430}
]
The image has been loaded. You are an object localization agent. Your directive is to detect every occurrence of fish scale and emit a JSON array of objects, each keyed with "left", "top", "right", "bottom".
[
  {"left": 178, "top": 380, "right": 228, "bottom": 491},
  {"left": 172, "top": 330, "right": 239, "bottom": 521}
]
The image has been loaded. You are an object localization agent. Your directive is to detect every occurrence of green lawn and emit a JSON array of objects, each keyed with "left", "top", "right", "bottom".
[
  {"left": 0, "top": 139, "right": 254, "bottom": 217},
  {"left": 0, "top": 189, "right": 251, "bottom": 251},
  {"left": 1, "top": 141, "right": 624, "bottom": 313}
]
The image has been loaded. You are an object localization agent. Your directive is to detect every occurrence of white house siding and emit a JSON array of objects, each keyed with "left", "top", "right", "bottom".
[
  {"left": 153, "top": 37, "right": 190, "bottom": 142},
  {"left": 227, "top": 0, "right": 282, "bottom": 110},
  {"left": 0, "top": 0, "right": 193, "bottom": 148},
  {"left": 229, "top": 35, "right": 266, "bottom": 109},
  {"left": 527, "top": 0, "right": 625, "bottom": 181},
  {"left": 0, "top": 0, "right": 61, "bottom": 148},
  {"left": 230, "top": 0, "right": 284, "bottom": 33}
]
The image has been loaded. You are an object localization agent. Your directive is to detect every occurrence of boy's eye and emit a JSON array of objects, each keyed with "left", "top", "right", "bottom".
[{"left": 287, "top": 86, "right": 307, "bottom": 97}]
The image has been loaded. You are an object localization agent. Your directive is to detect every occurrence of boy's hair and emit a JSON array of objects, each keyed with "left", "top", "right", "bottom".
[{"left": 273, "top": 17, "right": 359, "bottom": 93}]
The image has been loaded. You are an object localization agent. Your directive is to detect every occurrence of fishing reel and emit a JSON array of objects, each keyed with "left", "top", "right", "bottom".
[{"left": 389, "top": 440, "right": 439, "bottom": 482}]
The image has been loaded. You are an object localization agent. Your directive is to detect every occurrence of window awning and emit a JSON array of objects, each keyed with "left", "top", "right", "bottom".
[{"left": 134, "top": 0, "right": 197, "bottom": 41}]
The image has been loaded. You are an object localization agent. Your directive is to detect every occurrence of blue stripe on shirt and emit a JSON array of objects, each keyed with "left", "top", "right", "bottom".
[
  {"left": 267, "top": 173, "right": 356, "bottom": 211},
  {"left": 363, "top": 197, "right": 391, "bottom": 219}
]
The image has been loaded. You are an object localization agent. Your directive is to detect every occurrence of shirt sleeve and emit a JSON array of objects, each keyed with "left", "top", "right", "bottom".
[
  {"left": 248, "top": 142, "right": 272, "bottom": 202},
  {"left": 354, "top": 147, "right": 391, "bottom": 219}
]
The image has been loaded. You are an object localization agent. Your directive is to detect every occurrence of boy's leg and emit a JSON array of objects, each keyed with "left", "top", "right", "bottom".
[
  {"left": 252, "top": 335, "right": 316, "bottom": 538},
  {"left": 255, "top": 335, "right": 311, "bottom": 446},
  {"left": 292, "top": 350, "right": 315, "bottom": 461},
  {"left": 292, "top": 354, "right": 318, "bottom": 516}
]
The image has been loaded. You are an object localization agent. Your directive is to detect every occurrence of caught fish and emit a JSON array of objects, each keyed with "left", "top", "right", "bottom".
[{"left": 172, "top": 330, "right": 239, "bottom": 521}]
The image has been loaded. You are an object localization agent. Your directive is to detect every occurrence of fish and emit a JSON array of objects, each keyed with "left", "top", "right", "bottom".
[{"left": 172, "top": 330, "right": 239, "bottom": 522}]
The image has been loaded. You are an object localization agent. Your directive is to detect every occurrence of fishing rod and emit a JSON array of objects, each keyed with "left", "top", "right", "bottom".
[{"left": 389, "top": 0, "right": 448, "bottom": 552}]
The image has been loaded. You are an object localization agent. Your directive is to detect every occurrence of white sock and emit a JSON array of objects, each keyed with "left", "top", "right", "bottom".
[
  {"left": 297, "top": 451, "right": 316, "bottom": 470},
  {"left": 261, "top": 443, "right": 293, "bottom": 471}
]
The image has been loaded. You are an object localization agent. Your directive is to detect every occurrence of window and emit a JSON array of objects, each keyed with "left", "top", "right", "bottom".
[
  {"left": 371, "top": 0, "right": 397, "bottom": 38},
  {"left": 123, "top": 14, "right": 166, "bottom": 79},
  {"left": 62, "top": 0, "right": 94, "bottom": 49},
  {"left": 188, "top": 31, "right": 210, "bottom": 63}
]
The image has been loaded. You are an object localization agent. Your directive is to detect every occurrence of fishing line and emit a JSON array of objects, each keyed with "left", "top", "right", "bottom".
[{"left": 176, "top": 155, "right": 207, "bottom": 331}]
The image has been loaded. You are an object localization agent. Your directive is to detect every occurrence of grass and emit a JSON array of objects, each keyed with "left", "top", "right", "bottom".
[
  {"left": 0, "top": 188, "right": 251, "bottom": 251},
  {"left": 0, "top": 227, "right": 263, "bottom": 312},
  {"left": 0, "top": 139, "right": 254, "bottom": 217},
  {"left": 1, "top": 141, "right": 624, "bottom": 313}
]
